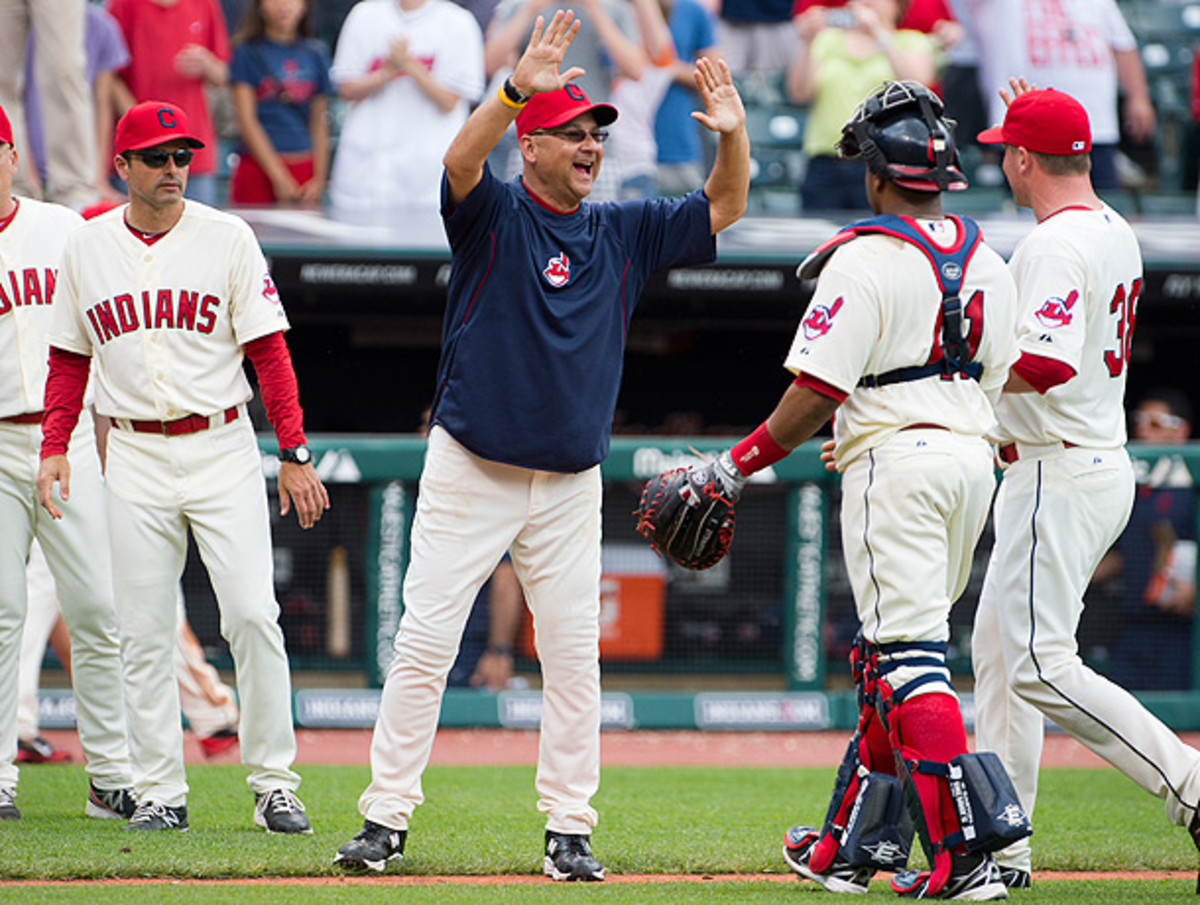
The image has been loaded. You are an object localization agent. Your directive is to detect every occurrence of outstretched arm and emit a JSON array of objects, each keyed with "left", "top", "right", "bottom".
[
  {"left": 443, "top": 10, "right": 585, "bottom": 206},
  {"left": 693, "top": 57, "right": 749, "bottom": 234}
]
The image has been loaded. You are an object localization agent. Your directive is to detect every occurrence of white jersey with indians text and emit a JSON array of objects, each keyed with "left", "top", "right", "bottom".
[
  {"left": 48, "top": 202, "right": 288, "bottom": 421},
  {"left": 785, "top": 217, "right": 1019, "bottom": 466},
  {"left": 992, "top": 204, "right": 1141, "bottom": 449},
  {"left": 0, "top": 198, "right": 83, "bottom": 419}
]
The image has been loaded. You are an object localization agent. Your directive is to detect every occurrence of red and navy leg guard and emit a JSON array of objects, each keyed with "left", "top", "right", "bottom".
[
  {"left": 884, "top": 691, "right": 965, "bottom": 896},
  {"left": 864, "top": 641, "right": 967, "bottom": 897},
  {"left": 800, "top": 639, "right": 914, "bottom": 876}
]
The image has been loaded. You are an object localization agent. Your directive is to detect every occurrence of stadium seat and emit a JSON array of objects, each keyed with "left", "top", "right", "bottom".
[{"left": 1119, "top": 0, "right": 1200, "bottom": 40}]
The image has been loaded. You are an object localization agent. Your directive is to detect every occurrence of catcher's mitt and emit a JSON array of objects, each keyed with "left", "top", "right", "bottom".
[{"left": 635, "top": 458, "right": 741, "bottom": 570}]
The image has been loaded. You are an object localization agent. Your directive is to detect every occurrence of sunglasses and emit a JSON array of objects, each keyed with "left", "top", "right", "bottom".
[
  {"left": 532, "top": 128, "right": 610, "bottom": 144},
  {"left": 1133, "top": 410, "right": 1186, "bottom": 430},
  {"left": 127, "top": 148, "right": 195, "bottom": 168}
]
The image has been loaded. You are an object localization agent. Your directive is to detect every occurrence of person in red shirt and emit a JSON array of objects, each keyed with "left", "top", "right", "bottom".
[
  {"left": 793, "top": 0, "right": 961, "bottom": 42},
  {"left": 107, "top": 0, "right": 231, "bottom": 206}
]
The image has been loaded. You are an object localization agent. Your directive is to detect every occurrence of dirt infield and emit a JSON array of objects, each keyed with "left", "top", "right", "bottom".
[{"left": 37, "top": 727, "right": 1200, "bottom": 769}]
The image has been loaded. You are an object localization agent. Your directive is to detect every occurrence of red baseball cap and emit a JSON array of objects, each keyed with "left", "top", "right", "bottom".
[
  {"left": 114, "top": 101, "right": 205, "bottom": 155},
  {"left": 977, "top": 88, "right": 1091, "bottom": 155},
  {"left": 515, "top": 83, "right": 618, "bottom": 139},
  {"left": 0, "top": 102, "right": 12, "bottom": 145}
]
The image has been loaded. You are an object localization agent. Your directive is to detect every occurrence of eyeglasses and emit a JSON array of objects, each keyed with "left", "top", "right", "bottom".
[
  {"left": 127, "top": 148, "right": 194, "bottom": 168},
  {"left": 531, "top": 128, "right": 610, "bottom": 144},
  {"left": 1133, "top": 410, "right": 1186, "bottom": 430}
]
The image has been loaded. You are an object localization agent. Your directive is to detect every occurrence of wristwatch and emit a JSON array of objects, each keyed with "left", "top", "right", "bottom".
[
  {"left": 279, "top": 445, "right": 312, "bottom": 465},
  {"left": 501, "top": 76, "right": 530, "bottom": 106}
]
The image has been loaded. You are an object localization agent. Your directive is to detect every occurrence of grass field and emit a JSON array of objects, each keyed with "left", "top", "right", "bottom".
[{"left": 0, "top": 763, "right": 1196, "bottom": 902}]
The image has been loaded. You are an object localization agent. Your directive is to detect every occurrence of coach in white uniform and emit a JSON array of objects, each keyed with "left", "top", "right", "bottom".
[
  {"left": 0, "top": 102, "right": 136, "bottom": 822},
  {"left": 37, "top": 100, "right": 329, "bottom": 833},
  {"left": 972, "top": 84, "right": 1200, "bottom": 888}
]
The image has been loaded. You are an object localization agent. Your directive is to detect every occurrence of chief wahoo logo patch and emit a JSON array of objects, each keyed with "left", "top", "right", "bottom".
[
  {"left": 543, "top": 252, "right": 570, "bottom": 287},
  {"left": 262, "top": 273, "right": 280, "bottom": 304},
  {"left": 802, "top": 296, "right": 844, "bottom": 340},
  {"left": 1034, "top": 289, "right": 1078, "bottom": 328}
]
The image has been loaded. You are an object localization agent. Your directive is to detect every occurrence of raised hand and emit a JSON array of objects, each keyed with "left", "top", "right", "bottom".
[
  {"left": 511, "top": 10, "right": 586, "bottom": 96},
  {"left": 690, "top": 57, "right": 745, "bottom": 135},
  {"left": 999, "top": 75, "right": 1035, "bottom": 108}
]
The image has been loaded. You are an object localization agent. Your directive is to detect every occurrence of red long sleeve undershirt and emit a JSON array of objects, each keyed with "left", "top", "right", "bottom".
[
  {"left": 41, "top": 347, "right": 90, "bottom": 457},
  {"left": 40, "top": 332, "right": 306, "bottom": 457},
  {"left": 1011, "top": 351, "right": 1076, "bottom": 394},
  {"left": 244, "top": 330, "right": 307, "bottom": 450}
]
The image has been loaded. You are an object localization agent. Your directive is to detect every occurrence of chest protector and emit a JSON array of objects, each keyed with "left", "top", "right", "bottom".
[{"left": 799, "top": 213, "right": 983, "bottom": 389}]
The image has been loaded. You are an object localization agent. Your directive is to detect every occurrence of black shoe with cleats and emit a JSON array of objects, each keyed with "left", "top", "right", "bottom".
[
  {"left": 254, "top": 789, "right": 312, "bottom": 834},
  {"left": 782, "top": 825, "right": 873, "bottom": 894},
  {"left": 123, "top": 801, "right": 189, "bottom": 831},
  {"left": 0, "top": 788, "right": 19, "bottom": 820},
  {"left": 86, "top": 781, "right": 139, "bottom": 820},
  {"left": 892, "top": 851, "right": 1007, "bottom": 900},
  {"left": 544, "top": 831, "right": 605, "bottom": 882},
  {"left": 333, "top": 820, "right": 406, "bottom": 873}
]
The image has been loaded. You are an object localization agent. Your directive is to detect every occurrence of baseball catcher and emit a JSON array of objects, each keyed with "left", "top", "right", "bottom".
[
  {"left": 635, "top": 79, "right": 1031, "bottom": 899},
  {"left": 635, "top": 453, "right": 744, "bottom": 570}
]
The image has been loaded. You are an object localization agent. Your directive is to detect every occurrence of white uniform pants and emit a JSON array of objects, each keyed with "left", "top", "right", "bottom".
[
  {"left": 19, "top": 554, "right": 237, "bottom": 742},
  {"left": 104, "top": 415, "right": 298, "bottom": 806},
  {"left": 359, "top": 426, "right": 602, "bottom": 834},
  {"left": 173, "top": 584, "right": 239, "bottom": 740},
  {"left": 972, "top": 446, "right": 1200, "bottom": 873},
  {"left": 0, "top": 414, "right": 132, "bottom": 791},
  {"left": 839, "top": 430, "right": 994, "bottom": 679},
  {"left": 17, "top": 540, "right": 59, "bottom": 741}
]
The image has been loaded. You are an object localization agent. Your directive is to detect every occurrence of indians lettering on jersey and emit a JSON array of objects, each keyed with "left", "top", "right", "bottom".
[
  {"left": 1034, "top": 289, "right": 1078, "bottom": 329},
  {"left": 84, "top": 290, "right": 221, "bottom": 345},
  {"left": 543, "top": 252, "right": 570, "bottom": 288},
  {"left": 802, "top": 296, "right": 844, "bottom": 340},
  {"left": 0, "top": 267, "right": 56, "bottom": 316}
]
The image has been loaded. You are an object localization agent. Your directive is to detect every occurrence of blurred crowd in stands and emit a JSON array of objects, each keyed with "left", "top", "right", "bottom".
[{"left": 0, "top": 0, "right": 1196, "bottom": 217}]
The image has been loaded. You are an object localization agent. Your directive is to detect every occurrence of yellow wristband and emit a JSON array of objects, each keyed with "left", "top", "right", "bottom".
[
  {"left": 497, "top": 76, "right": 529, "bottom": 109},
  {"left": 497, "top": 85, "right": 527, "bottom": 110}
]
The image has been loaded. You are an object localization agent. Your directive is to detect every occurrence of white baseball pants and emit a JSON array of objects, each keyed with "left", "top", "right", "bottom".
[
  {"left": 839, "top": 429, "right": 995, "bottom": 662},
  {"left": 19, "top": 552, "right": 236, "bottom": 742},
  {"left": 17, "top": 540, "right": 59, "bottom": 741},
  {"left": 973, "top": 445, "right": 1200, "bottom": 873},
  {"left": 359, "top": 426, "right": 602, "bottom": 834},
  {"left": 103, "top": 414, "right": 298, "bottom": 806},
  {"left": 0, "top": 414, "right": 133, "bottom": 791},
  {"left": 173, "top": 584, "right": 240, "bottom": 740}
]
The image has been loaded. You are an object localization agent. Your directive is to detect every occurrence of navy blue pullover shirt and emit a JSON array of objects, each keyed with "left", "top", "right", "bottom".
[{"left": 433, "top": 164, "right": 716, "bottom": 473}]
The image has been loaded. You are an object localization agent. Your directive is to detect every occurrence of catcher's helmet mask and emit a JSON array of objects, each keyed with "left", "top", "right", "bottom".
[{"left": 838, "top": 80, "right": 968, "bottom": 193}]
